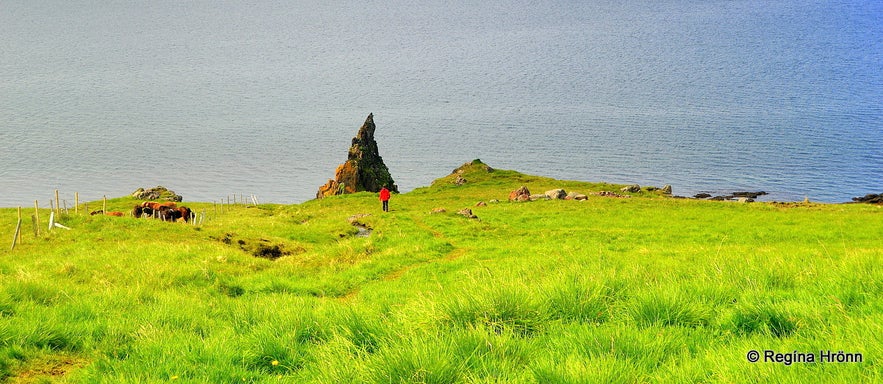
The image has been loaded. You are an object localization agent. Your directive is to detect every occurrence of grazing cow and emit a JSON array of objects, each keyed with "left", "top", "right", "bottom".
[
  {"left": 140, "top": 201, "right": 177, "bottom": 211},
  {"left": 175, "top": 206, "right": 194, "bottom": 223},
  {"left": 137, "top": 201, "right": 177, "bottom": 219},
  {"left": 134, "top": 201, "right": 193, "bottom": 223},
  {"left": 155, "top": 205, "right": 178, "bottom": 222}
]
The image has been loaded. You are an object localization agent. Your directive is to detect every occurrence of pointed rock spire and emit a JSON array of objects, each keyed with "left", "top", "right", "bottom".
[{"left": 317, "top": 114, "right": 398, "bottom": 199}]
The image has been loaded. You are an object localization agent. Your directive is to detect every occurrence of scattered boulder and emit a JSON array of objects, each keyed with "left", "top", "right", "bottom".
[
  {"left": 694, "top": 193, "right": 712, "bottom": 199},
  {"left": 488, "top": 199, "right": 500, "bottom": 204},
  {"left": 661, "top": 185, "right": 672, "bottom": 194},
  {"left": 621, "top": 184, "right": 641, "bottom": 193},
  {"left": 530, "top": 194, "right": 551, "bottom": 201},
  {"left": 573, "top": 194, "right": 588, "bottom": 201},
  {"left": 509, "top": 186, "right": 531, "bottom": 202},
  {"left": 132, "top": 186, "right": 182, "bottom": 202},
  {"left": 457, "top": 208, "right": 478, "bottom": 219},
  {"left": 454, "top": 175, "right": 467, "bottom": 185},
  {"left": 317, "top": 113, "right": 397, "bottom": 199},
  {"left": 475, "top": 201, "right": 487, "bottom": 207},
  {"left": 545, "top": 189, "right": 567, "bottom": 200},
  {"left": 430, "top": 208, "right": 447, "bottom": 214},
  {"left": 594, "top": 191, "right": 631, "bottom": 198}
]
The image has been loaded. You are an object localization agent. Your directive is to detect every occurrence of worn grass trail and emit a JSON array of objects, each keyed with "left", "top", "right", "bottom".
[{"left": 0, "top": 161, "right": 881, "bottom": 383}]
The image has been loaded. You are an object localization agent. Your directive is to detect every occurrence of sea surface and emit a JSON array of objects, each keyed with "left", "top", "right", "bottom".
[{"left": 1, "top": 0, "right": 881, "bottom": 207}]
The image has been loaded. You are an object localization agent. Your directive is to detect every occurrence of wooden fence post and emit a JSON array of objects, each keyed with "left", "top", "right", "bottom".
[
  {"left": 17, "top": 207, "right": 22, "bottom": 244},
  {"left": 55, "top": 189, "right": 60, "bottom": 217},
  {"left": 103, "top": 195, "right": 107, "bottom": 213},
  {"left": 10, "top": 218, "right": 21, "bottom": 251},
  {"left": 34, "top": 200, "right": 40, "bottom": 237},
  {"left": 75, "top": 192, "right": 79, "bottom": 214}
]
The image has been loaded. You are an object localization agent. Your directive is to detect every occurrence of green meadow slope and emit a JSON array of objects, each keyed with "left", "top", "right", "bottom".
[{"left": 1, "top": 160, "right": 881, "bottom": 383}]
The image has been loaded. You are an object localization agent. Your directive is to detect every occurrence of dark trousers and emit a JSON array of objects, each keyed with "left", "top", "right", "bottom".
[{"left": 382, "top": 200, "right": 389, "bottom": 212}]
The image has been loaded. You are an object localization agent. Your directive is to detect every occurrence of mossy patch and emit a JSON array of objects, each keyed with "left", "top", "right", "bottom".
[{"left": 214, "top": 233, "right": 304, "bottom": 260}]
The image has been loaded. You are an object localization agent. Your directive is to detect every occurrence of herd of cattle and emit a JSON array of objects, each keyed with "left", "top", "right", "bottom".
[{"left": 90, "top": 201, "right": 194, "bottom": 223}]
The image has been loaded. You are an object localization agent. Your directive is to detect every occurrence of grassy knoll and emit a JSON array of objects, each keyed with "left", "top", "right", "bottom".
[{"left": 1, "top": 160, "right": 881, "bottom": 383}]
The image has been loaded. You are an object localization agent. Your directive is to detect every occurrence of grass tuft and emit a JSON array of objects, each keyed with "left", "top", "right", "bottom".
[{"left": 730, "top": 303, "right": 799, "bottom": 338}]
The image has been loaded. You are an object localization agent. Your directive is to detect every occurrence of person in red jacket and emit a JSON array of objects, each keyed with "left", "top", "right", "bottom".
[{"left": 379, "top": 186, "right": 391, "bottom": 212}]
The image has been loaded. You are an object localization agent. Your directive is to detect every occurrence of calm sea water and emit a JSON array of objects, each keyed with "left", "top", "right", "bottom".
[{"left": 1, "top": 0, "right": 880, "bottom": 207}]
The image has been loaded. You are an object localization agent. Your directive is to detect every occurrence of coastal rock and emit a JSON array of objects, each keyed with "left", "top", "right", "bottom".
[
  {"left": 454, "top": 175, "right": 467, "bottom": 185},
  {"left": 694, "top": 193, "right": 712, "bottom": 199},
  {"left": 317, "top": 113, "right": 397, "bottom": 199},
  {"left": 852, "top": 193, "right": 883, "bottom": 204},
  {"left": 545, "top": 189, "right": 567, "bottom": 200},
  {"left": 132, "top": 186, "right": 183, "bottom": 202},
  {"left": 567, "top": 192, "right": 589, "bottom": 201},
  {"left": 509, "top": 186, "right": 531, "bottom": 202},
  {"left": 732, "top": 191, "right": 768, "bottom": 199},
  {"left": 621, "top": 184, "right": 641, "bottom": 193},
  {"left": 661, "top": 185, "right": 672, "bottom": 194}
]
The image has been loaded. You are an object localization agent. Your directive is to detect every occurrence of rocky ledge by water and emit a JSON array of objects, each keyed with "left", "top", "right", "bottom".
[
  {"left": 851, "top": 193, "right": 883, "bottom": 205},
  {"left": 689, "top": 191, "right": 768, "bottom": 202}
]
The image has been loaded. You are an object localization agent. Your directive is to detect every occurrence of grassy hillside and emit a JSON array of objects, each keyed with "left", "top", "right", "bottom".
[{"left": 1, "top": 160, "right": 881, "bottom": 383}]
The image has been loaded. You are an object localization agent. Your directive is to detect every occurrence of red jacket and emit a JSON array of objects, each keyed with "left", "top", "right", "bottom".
[{"left": 379, "top": 188, "right": 391, "bottom": 201}]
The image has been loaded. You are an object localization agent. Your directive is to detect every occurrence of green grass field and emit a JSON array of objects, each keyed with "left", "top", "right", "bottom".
[{"left": 1, "top": 160, "right": 881, "bottom": 383}]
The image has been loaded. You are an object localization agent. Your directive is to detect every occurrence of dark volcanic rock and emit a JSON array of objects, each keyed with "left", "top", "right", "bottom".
[
  {"left": 732, "top": 191, "right": 768, "bottom": 199},
  {"left": 852, "top": 193, "right": 883, "bottom": 204},
  {"left": 317, "top": 113, "right": 398, "bottom": 199}
]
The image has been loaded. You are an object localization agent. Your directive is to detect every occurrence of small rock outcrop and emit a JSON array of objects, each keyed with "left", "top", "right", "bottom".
[
  {"left": 545, "top": 189, "right": 567, "bottom": 200},
  {"left": 453, "top": 160, "right": 494, "bottom": 174},
  {"left": 509, "top": 186, "right": 531, "bottom": 202},
  {"left": 852, "top": 193, "right": 883, "bottom": 205},
  {"left": 621, "top": 184, "right": 641, "bottom": 193},
  {"left": 566, "top": 192, "right": 588, "bottom": 201},
  {"left": 317, "top": 113, "right": 398, "bottom": 199},
  {"left": 132, "top": 186, "right": 182, "bottom": 202}
]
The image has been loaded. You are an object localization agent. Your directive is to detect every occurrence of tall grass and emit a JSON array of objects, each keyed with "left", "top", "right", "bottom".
[{"left": 1, "top": 161, "right": 881, "bottom": 382}]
